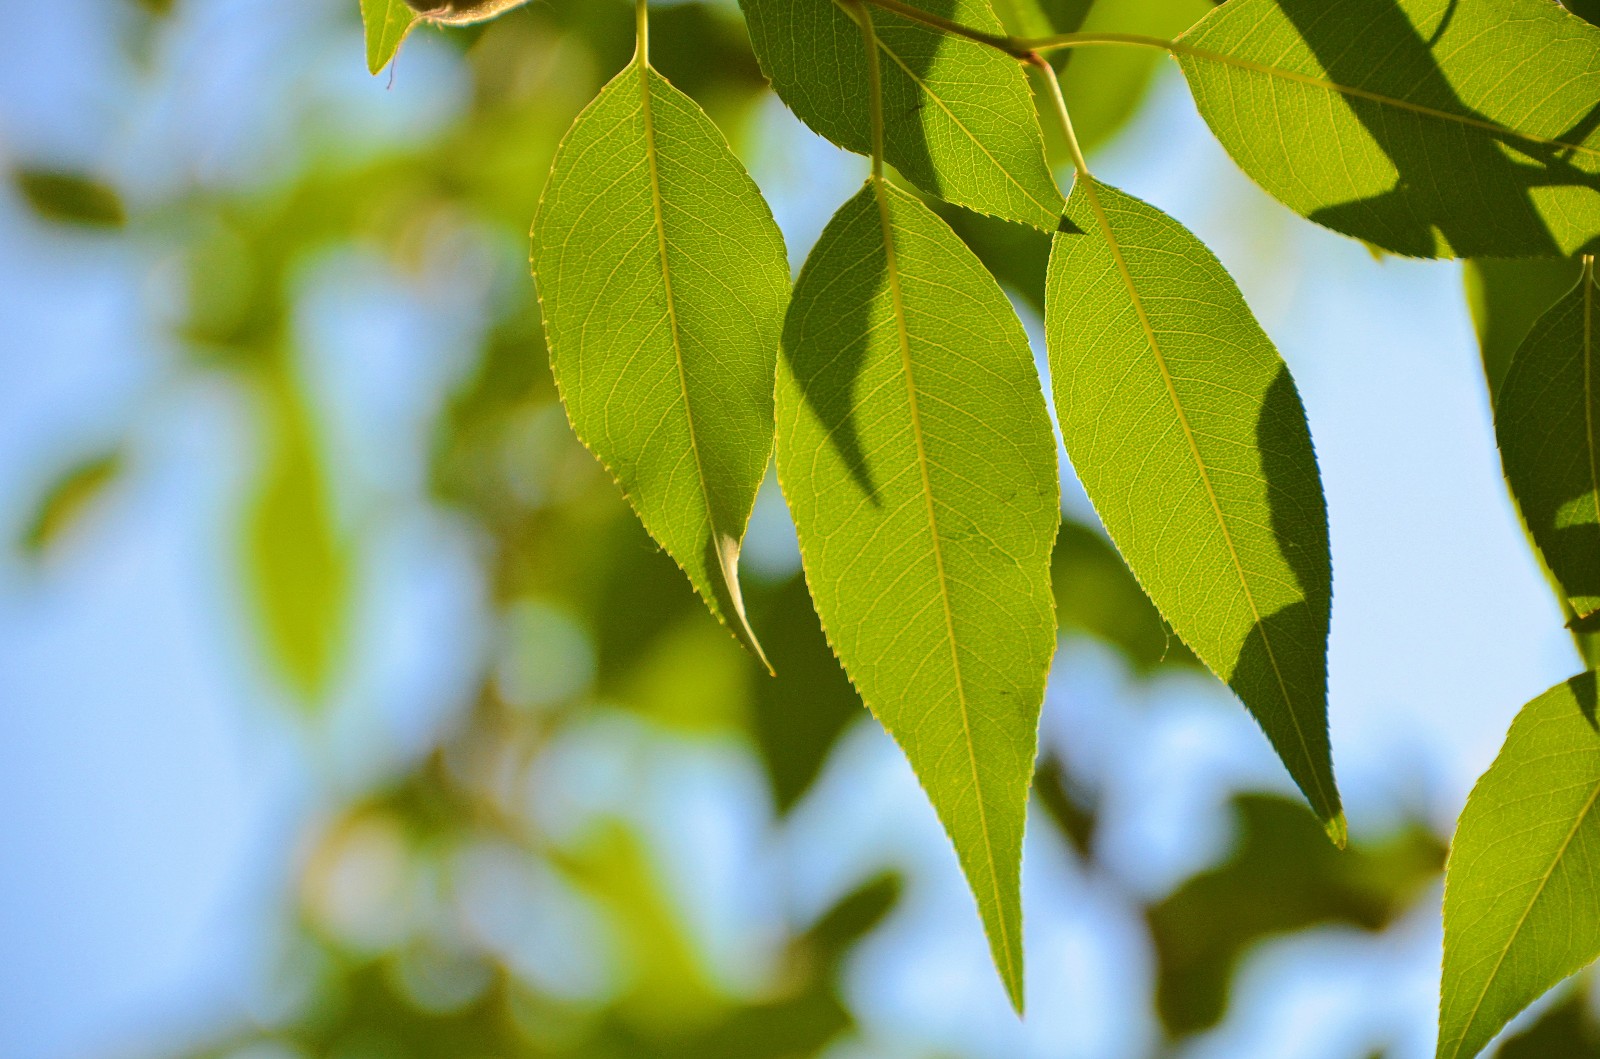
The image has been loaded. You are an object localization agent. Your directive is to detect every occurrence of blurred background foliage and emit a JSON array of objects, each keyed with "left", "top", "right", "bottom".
[{"left": 5, "top": 0, "right": 1597, "bottom": 1057}]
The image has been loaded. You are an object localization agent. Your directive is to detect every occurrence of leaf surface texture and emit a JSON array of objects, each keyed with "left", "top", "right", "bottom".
[
  {"left": 1045, "top": 176, "right": 1342, "bottom": 838},
  {"left": 775, "top": 181, "right": 1059, "bottom": 1007}
]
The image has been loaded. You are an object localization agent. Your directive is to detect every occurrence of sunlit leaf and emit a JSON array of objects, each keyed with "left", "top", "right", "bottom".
[
  {"left": 776, "top": 181, "right": 1059, "bottom": 1009},
  {"left": 1052, "top": 521, "right": 1196, "bottom": 673},
  {"left": 532, "top": 55, "right": 791, "bottom": 666},
  {"left": 1045, "top": 176, "right": 1343, "bottom": 841},
  {"left": 14, "top": 169, "right": 125, "bottom": 228},
  {"left": 360, "top": 0, "right": 417, "bottom": 74},
  {"left": 1496, "top": 264, "right": 1600, "bottom": 624},
  {"left": 1440, "top": 673, "right": 1600, "bottom": 1059},
  {"left": 1176, "top": 0, "right": 1600, "bottom": 258},
  {"left": 738, "top": 0, "right": 1063, "bottom": 229}
]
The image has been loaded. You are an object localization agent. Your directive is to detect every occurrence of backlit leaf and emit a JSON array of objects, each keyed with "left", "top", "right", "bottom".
[
  {"left": 1466, "top": 258, "right": 1584, "bottom": 405},
  {"left": 360, "top": 0, "right": 417, "bottom": 74},
  {"left": 1496, "top": 264, "right": 1600, "bottom": 623},
  {"left": 1045, "top": 176, "right": 1343, "bottom": 840},
  {"left": 1176, "top": 0, "right": 1600, "bottom": 258},
  {"left": 775, "top": 181, "right": 1059, "bottom": 1009},
  {"left": 1439, "top": 673, "right": 1600, "bottom": 1059},
  {"left": 531, "top": 55, "right": 790, "bottom": 665},
  {"left": 738, "top": 0, "right": 1063, "bottom": 229}
]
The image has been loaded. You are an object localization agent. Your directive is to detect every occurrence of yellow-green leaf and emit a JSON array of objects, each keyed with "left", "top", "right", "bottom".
[
  {"left": 531, "top": 56, "right": 791, "bottom": 665},
  {"left": 1045, "top": 176, "right": 1343, "bottom": 841},
  {"left": 1440, "top": 673, "right": 1600, "bottom": 1059},
  {"left": 776, "top": 180, "right": 1059, "bottom": 1009},
  {"left": 1176, "top": 0, "right": 1600, "bottom": 258},
  {"left": 361, "top": 0, "right": 417, "bottom": 74}
]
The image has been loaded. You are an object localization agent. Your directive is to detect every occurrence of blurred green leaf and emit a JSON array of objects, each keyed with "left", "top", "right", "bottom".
[
  {"left": 1151, "top": 794, "right": 1444, "bottom": 1035},
  {"left": 990, "top": 0, "right": 1094, "bottom": 37},
  {"left": 21, "top": 451, "right": 123, "bottom": 557},
  {"left": 747, "top": 575, "right": 862, "bottom": 815},
  {"left": 244, "top": 360, "right": 351, "bottom": 704},
  {"left": 739, "top": 0, "right": 1063, "bottom": 229},
  {"left": 532, "top": 53, "right": 791, "bottom": 669},
  {"left": 1033, "top": 754, "right": 1097, "bottom": 856},
  {"left": 1046, "top": 176, "right": 1342, "bottom": 842},
  {"left": 361, "top": 0, "right": 418, "bottom": 74},
  {"left": 1499, "top": 983, "right": 1600, "bottom": 1059},
  {"left": 776, "top": 181, "right": 1059, "bottom": 1011},
  {"left": 1052, "top": 520, "right": 1197, "bottom": 673},
  {"left": 1440, "top": 673, "right": 1600, "bottom": 1059},
  {"left": 1176, "top": 0, "right": 1600, "bottom": 257},
  {"left": 1056, "top": 0, "right": 1210, "bottom": 154},
  {"left": 14, "top": 169, "right": 125, "bottom": 228},
  {"left": 1495, "top": 264, "right": 1600, "bottom": 624}
]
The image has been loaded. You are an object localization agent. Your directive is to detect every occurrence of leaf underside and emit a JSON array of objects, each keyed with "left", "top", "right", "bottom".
[
  {"left": 1439, "top": 673, "right": 1600, "bottom": 1059},
  {"left": 1177, "top": 0, "right": 1600, "bottom": 258},
  {"left": 360, "top": 0, "right": 417, "bottom": 74},
  {"left": 776, "top": 180, "right": 1059, "bottom": 1010},
  {"left": 532, "top": 57, "right": 791, "bottom": 664},
  {"left": 1045, "top": 175, "right": 1342, "bottom": 840},
  {"left": 738, "top": 0, "right": 1063, "bottom": 229},
  {"left": 1496, "top": 267, "right": 1600, "bottom": 622}
]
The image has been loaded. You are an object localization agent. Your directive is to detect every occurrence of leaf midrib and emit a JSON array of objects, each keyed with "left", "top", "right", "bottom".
[
  {"left": 1172, "top": 39, "right": 1600, "bottom": 162},
  {"left": 1446, "top": 777, "right": 1600, "bottom": 1059},
  {"left": 1584, "top": 268, "right": 1599, "bottom": 616},
  {"left": 871, "top": 179, "right": 1018, "bottom": 996},
  {"left": 1075, "top": 177, "right": 1337, "bottom": 825},
  {"left": 636, "top": 57, "right": 769, "bottom": 668}
]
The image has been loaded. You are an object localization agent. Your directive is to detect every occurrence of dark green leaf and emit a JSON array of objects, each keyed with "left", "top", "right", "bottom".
[
  {"left": 1496, "top": 265, "right": 1600, "bottom": 622},
  {"left": 1466, "top": 258, "right": 1584, "bottom": 405},
  {"left": 21, "top": 452, "right": 123, "bottom": 556},
  {"left": 14, "top": 169, "right": 125, "bottom": 228}
]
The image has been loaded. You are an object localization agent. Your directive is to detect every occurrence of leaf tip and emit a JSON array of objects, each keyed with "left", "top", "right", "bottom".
[
  {"left": 713, "top": 532, "right": 773, "bottom": 675},
  {"left": 1323, "top": 809, "right": 1349, "bottom": 850}
]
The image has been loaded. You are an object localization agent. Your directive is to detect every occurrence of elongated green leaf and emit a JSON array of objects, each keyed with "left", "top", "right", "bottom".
[
  {"left": 1176, "top": 0, "right": 1600, "bottom": 258},
  {"left": 531, "top": 56, "right": 790, "bottom": 665},
  {"left": 22, "top": 451, "right": 123, "bottom": 557},
  {"left": 1045, "top": 176, "right": 1343, "bottom": 841},
  {"left": 245, "top": 361, "right": 351, "bottom": 704},
  {"left": 360, "top": 0, "right": 417, "bottom": 74},
  {"left": 14, "top": 169, "right": 125, "bottom": 228},
  {"left": 1497, "top": 265, "right": 1600, "bottom": 623},
  {"left": 1439, "top": 673, "right": 1600, "bottom": 1059},
  {"left": 775, "top": 181, "right": 1059, "bottom": 1009},
  {"left": 738, "top": 0, "right": 1063, "bottom": 229}
]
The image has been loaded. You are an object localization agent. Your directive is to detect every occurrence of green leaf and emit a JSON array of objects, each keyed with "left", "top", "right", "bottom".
[
  {"left": 1151, "top": 794, "right": 1444, "bottom": 1034},
  {"left": 245, "top": 360, "right": 351, "bottom": 704},
  {"left": 1045, "top": 176, "right": 1343, "bottom": 841},
  {"left": 360, "top": 0, "right": 417, "bottom": 74},
  {"left": 14, "top": 169, "right": 125, "bottom": 228},
  {"left": 1467, "top": 258, "right": 1585, "bottom": 406},
  {"left": 775, "top": 181, "right": 1059, "bottom": 1009},
  {"left": 1055, "top": 0, "right": 1211, "bottom": 155},
  {"left": 531, "top": 56, "right": 790, "bottom": 667},
  {"left": 1496, "top": 264, "right": 1600, "bottom": 623},
  {"left": 1439, "top": 672, "right": 1600, "bottom": 1059},
  {"left": 738, "top": 0, "right": 1064, "bottom": 229},
  {"left": 21, "top": 451, "right": 123, "bottom": 556},
  {"left": 1175, "top": 0, "right": 1600, "bottom": 258}
]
